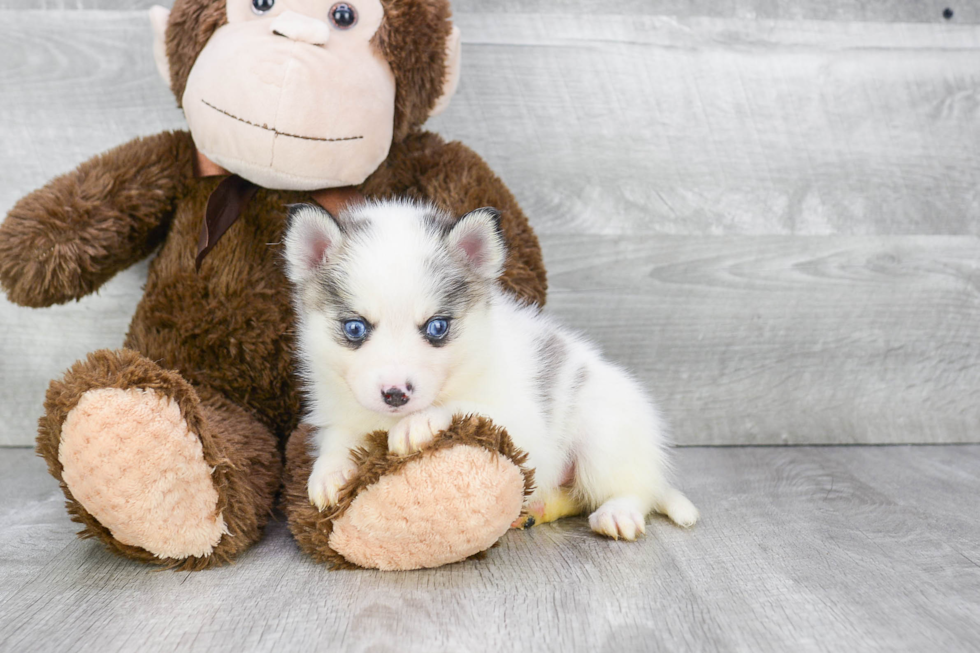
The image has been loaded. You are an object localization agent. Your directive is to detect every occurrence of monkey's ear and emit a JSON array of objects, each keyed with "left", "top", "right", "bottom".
[
  {"left": 429, "top": 25, "right": 462, "bottom": 117},
  {"left": 149, "top": 5, "right": 171, "bottom": 87}
]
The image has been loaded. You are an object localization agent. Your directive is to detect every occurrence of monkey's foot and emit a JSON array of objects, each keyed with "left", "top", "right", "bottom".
[
  {"left": 59, "top": 387, "right": 226, "bottom": 559},
  {"left": 286, "top": 416, "right": 535, "bottom": 570},
  {"left": 512, "top": 486, "right": 584, "bottom": 529}
]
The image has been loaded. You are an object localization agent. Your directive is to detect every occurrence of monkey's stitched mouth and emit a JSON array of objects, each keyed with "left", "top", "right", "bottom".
[{"left": 201, "top": 99, "right": 364, "bottom": 143}]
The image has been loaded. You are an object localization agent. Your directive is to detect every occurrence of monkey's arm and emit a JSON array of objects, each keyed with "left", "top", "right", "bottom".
[
  {"left": 368, "top": 132, "right": 548, "bottom": 307},
  {"left": 0, "top": 130, "right": 196, "bottom": 308}
]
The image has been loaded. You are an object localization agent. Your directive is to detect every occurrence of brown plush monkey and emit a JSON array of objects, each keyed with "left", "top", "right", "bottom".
[{"left": 0, "top": 0, "right": 546, "bottom": 570}]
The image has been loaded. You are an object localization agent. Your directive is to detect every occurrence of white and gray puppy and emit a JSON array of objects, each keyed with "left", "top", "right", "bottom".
[{"left": 283, "top": 199, "right": 698, "bottom": 540}]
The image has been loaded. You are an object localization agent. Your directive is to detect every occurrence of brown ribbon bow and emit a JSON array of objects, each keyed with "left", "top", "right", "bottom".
[{"left": 194, "top": 150, "right": 365, "bottom": 270}]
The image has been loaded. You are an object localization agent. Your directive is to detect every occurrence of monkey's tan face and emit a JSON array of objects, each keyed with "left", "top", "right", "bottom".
[{"left": 181, "top": 0, "right": 395, "bottom": 190}]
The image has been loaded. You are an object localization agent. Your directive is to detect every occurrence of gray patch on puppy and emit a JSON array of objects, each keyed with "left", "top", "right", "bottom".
[
  {"left": 534, "top": 332, "right": 568, "bottom": 422},
  {"left": 571, "top": 366, "right": 589, "bottom": 398}
]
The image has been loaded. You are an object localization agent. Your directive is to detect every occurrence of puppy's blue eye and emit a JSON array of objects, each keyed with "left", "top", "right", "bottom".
[
  {"left": 425, "top": 318, "right": 449, "bottom": 340},
  {"left": 343, "top": 319, "right": 368, "bottom": 341}
]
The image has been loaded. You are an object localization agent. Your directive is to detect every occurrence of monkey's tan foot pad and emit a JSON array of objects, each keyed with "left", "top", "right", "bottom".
[
  {"left": 59, "top": 388, "right": 227, "bottom": 560},
  {"left": 512, "top": 486, "right": 584, "bottom": 529},
  {"left": 329, "top": 445, "right": 525, "bottom": 570}
]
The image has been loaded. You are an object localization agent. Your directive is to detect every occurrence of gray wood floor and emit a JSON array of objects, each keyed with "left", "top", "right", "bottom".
[{"left": 1, "top": 445, "right": 978, "bottom": 653}]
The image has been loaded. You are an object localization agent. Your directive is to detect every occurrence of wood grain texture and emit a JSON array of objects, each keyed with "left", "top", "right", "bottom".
[
  {"left": 4, "top": 0, "right": 978, "bottom": 24},
  {"left": 1, "top": 445, "right": 978, "bottom": 652},
  {"left": 543, "top": 235, "right": 980, "bottom": 446},
  {"left": 0, "top": 261, "right": 149, "bottom": 446},
  {"left": 0, "top": 12, "right": 186, "bottom": 225},
  {"left": 431, "top": 14, "right": 980, "bottom": 236},
  {"left": 2, "top": 236, "right": 977, "bottom": 446},
  {"left": 1, "top": 12, "right": 979, "bottom": 236},
  {"left": 452, "top": 0, "right": 980, "bottom": 23}
]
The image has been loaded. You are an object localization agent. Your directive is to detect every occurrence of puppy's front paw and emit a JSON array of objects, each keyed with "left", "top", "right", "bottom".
[
  {"left": 308, "top": 454, "right": 358, "bottom": 512},
  {"left": 388, "top": 407, "right": 453, "bottom": 456},
  {"left": 589, "top": 497, "right": 646, "bottom": 541}
]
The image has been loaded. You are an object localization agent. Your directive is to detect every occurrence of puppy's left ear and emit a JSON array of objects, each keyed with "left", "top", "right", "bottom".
[
  {"left": 446, "top": 207, "right": 506, "bottom": 280},
  {"left": 283, "top": 203, "right": 344, "bottom": 284}
]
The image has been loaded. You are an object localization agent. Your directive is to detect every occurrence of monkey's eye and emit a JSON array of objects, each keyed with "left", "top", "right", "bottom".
[
  {"left": 252, "top": 0, "right": 275, "bottom": 15},
  {"left": 329, "top": 3, "right": 358, "bottom": 29}
]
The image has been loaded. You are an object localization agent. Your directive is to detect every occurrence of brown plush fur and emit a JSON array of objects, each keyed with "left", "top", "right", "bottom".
[
  {"left": 0, "top": 131, "right": 194, "bottom": 308},
  {"left": 283, "top": 417, "right": 535, "bottom": 569},
  {"left": 1, "top": 0, "right": 547, "bottom": 569}
]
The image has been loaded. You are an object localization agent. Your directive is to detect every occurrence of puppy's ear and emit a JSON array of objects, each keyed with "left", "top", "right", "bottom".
[
  {"left": 446, "top": 207, "right": 506, "bottom": 280},
  {"left": 284, "top": 203, "right": 344, "bottom": 283}
]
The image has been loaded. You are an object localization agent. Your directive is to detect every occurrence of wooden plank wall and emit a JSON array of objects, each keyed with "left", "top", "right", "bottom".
[
  {"left": 1, "top": 3, "right": 978, "bottom": 445},
  {"left": 4, "top": 0, "right": 980, "bottom": 22}
]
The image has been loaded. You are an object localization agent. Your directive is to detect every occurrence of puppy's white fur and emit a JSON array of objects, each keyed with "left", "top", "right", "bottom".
[{"left": 284, "top": 199, "right": 698, "bottom": 539}]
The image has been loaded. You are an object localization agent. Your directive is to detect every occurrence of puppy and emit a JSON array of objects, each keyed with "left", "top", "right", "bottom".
[{"left": 283, "top": 200, "right": 698, "bottom": 540}]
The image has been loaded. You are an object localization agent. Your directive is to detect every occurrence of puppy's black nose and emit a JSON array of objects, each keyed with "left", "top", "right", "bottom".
[{"left": 382, "top": 387, "right": 410, "bottom": 407}]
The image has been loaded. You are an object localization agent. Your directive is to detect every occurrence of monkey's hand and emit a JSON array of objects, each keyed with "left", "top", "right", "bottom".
[{"left": 0, "top": 131, "right": 195, "bottom": 307}]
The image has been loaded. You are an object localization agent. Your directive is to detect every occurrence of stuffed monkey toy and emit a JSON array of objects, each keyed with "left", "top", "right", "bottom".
[{"left": 0, "top": 0, "right": 547, "bottom": 571}]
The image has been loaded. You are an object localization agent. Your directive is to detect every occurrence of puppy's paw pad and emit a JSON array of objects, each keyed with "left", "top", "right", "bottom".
[
  {"left": 388, "top": 407, "right": 453, "bottom": 456},
  {"left": 308, "top": 457, "right": 357, "bottom": 511},
  {"left": 589, "top": 502, "right": 646, "bottom": 541}
]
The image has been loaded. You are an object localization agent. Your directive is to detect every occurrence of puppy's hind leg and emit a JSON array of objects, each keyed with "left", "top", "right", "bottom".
[
  {"left": 589, "top": 487, "right": 699, "bottom": 539},
  {"left": 572, "top": 363, "right": 699, "bottom": 540}
]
